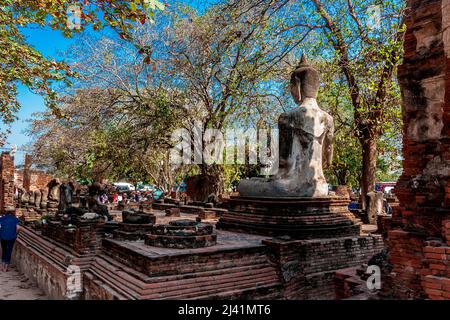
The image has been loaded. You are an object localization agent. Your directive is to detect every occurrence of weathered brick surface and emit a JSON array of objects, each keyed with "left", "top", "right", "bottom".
[
  {"left": 22, "top": 154, "right": 31, "bottom": 192},
  {"left": 218, "top": 197, "right": 362, "bottom": 239},
  {"left": 387, "top": 0, "right": 450, "bottom": 299},
  {"left": 151, "top": 202, "right": 227, "bottom": 216},
  {"left": 13, "top": 221, "right": 384, "bottom": 300},
  {"left": 41, "top": 220, "right": 105, "bottom": 255},
  {"left": 0, "top": 152, "right": 15, "bottom": 213},
  {"left": 13, "top": 227, "right": 95, "bottom": 299},
  {"left": 15, "top": 169, "right": 53, "bottom": 192},
  {"left": 263, "top": 235, "right": 384, "bottom": 299}
]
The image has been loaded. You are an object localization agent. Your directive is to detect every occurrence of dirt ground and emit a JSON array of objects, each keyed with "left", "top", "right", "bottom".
[{"left": 0, "top": 265, "right": 47, "bottom": 300}]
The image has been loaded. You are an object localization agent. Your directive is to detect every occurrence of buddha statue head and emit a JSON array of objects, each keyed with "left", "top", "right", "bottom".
[{"left": 290, "top": 54, "right": 320, "bottom": 104}]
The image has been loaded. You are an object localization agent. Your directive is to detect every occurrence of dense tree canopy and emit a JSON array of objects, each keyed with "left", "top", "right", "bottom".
[{"left": 0, "top": 0, "right": 165, "bottom": 142}]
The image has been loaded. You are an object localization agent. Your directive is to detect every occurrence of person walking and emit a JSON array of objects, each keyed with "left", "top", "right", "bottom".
[{"left": 0, "top": 207, "right": 21, "bottom": 272}]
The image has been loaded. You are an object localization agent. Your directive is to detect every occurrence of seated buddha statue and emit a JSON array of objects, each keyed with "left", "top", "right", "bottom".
[{"left": 238, "top": 55, "right": 334, "bottom": 198}]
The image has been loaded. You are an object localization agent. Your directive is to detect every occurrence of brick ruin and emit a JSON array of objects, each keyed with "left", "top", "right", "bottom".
[
  {"left": 385, "top": 0, "right": 450, "bottom": 299},
  {"left": 15, "top": 155, "right": 53, "bottom": 192},
  {"left": 22, "top": 153, "right": 31, "bottom": 192},
  {"left": 5, "top": 0, "right": 450, "bottom": 301},
  {"left": 11, "top": 194, "right": 384, "bottom": 300},
  {"left": 0, "top": 152, "right": 15, "bottom": 213}
]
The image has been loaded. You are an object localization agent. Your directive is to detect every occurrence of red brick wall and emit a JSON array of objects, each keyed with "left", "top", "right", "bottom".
[
  {"left": 0, "top": 152, "right": 15, "bottom": 212},
  {"left": 23, "top": 154, "right": 31, "bottom": 192},
  {"left": 388, "top": 0, "right": 450, "bottom": 299},
  {"left": 30, "top": 171, "right": 53, "bottom": 191},
  {"left": 15, "top": 169, "right": 53, "bottom": 192}
]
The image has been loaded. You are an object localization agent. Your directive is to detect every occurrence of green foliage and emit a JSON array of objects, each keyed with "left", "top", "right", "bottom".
[
  {"left": 26, "top": 0, "right": 405, "bottom": 193},
  {"left": 0, "top": 0, "right": 165, "bottom": 141}
]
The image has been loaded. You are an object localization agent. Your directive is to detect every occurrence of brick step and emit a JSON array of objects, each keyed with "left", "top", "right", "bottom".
[
  {"left": 142, "top": 272, "right": 280, "bottom": 299},
  {"left": 88, "top": 260, "right": 279, "bottom": 300},
  {"left": 91, "top": 256, "right": 277, "bottom": 293},
  {"left": 84, "top": 271, "right": 140, "bottom": 300},
  {"left": 218, "top": 217, "right": 361, "bottom": 232},
  {"left": 88, "top": 255, "right": 280, "bottom": 299},
  {"left": 140, "top": 266, "right": 278, "bottom": 297},
  {"left": 187, "top": 283, "right": 282, "bottom": 300},
  {"left": 19, "top": 229, "right": 95, "bottom": 270},
  {"left": 101, "top": 249, "right": 270, "bottom": 280},
  {"left": 230, "top": 207, "right": 351, "bottom": 215},
  {"left": 21, "top": 228, "right": 73, "bottom": 257},
  {"left": 97, "top": 251, "right": 266, "bottom": 283},
  {"left": 221, "top": 213, "right": 356, "bottom": 227},
  {"left": 20, "top": 230, "right": 77, "bottom": 264},
  {"left": 18, "top": 232, "right": 68, "bottom": 270},
  {"left": 91, "top": 257, "right": 272, "bottom": 292}
]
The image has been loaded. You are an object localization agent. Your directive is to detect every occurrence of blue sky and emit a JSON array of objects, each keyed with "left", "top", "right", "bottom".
[
  {"left": 5, "top": 1, "right": 218, "bottom": 165},
  {"left": 6, "top": 26, "right": 76, "bottom": 165}
]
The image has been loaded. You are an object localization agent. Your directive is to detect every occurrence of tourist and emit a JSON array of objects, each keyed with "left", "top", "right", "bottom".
[
  {"left": 100, "top": 193, "right": 108, "bottom": 204},
  {"left": 0, "top": 207, "right": 21, "bottom": 272}
]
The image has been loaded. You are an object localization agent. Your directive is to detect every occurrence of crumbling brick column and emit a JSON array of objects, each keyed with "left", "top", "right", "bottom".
[
  {"left": 388, "top": 0, "right": 450, "bottom": 299},
  {"left": 0, "top": 152, "right": 15, "bottom": 213},
  {"left": 23, "top": 153, "right": 32, "bottom": 192}
]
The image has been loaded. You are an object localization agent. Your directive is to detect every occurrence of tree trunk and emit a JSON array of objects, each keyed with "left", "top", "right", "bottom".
[
  {"left": 200, "top": 164, "right": 224, "bottom": 197},
  {"left": 186, "top": 164, "right": 225, "bottom": 203},
  {"left": 360, "top": 136, "right": 377, "bottom": 210}
]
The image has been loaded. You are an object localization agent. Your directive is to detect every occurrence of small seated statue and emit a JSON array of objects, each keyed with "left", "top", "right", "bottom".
[
  {"left": 27, "top": 191, "right": 35, "bottom": 206},
  {"left": 86, "top": 183, "right": 111, "bottom": 221},
  {"left": 238, "top": 55, "right": 334, "bottom": 198},
  {"left": 47, "top": 179, "right": 61, "bottom": 209},
  {"left": 21, "top": 191, "right": 30, "bottom": 205},
  {"left": 40, "top": 188, "right": 48, "bottom": 209},
  {"left": 58, "top": 182, "right": 73, "bottom": 214}
]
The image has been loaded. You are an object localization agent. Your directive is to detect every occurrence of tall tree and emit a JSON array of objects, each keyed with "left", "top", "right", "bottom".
[
  {"left": 0, "top": 0, "right": 165, "bottom": 142},
  {"left": 312, "top": 0, "right": 405, "bottom": 207},
  {"left": 30, "top": 86, "right": 188, "bottom": 190},
  {"left": 240, "top": 0, "right": 405, "bottom": 206}
]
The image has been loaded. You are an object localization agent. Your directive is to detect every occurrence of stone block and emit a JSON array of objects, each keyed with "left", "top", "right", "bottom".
[{"left": 165, "top": 208, "right": 181, "bottom": 217}]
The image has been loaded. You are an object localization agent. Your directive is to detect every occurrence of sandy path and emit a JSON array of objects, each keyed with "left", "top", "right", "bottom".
[{"left": 0, "top": 265, "right": 47, "bottom": 300}]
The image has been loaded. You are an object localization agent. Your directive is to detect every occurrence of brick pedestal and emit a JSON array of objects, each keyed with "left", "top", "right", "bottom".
[{"left": 217, "top": 197, "right": 362, "bottom": 239}]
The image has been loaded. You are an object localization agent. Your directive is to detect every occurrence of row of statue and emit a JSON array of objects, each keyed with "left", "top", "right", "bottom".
[
  {"left": 18, "top": 178, "right": 62, "bottom": 211},
  {"left": 18, "top": 179, "right": 110, "bottom": 221}
]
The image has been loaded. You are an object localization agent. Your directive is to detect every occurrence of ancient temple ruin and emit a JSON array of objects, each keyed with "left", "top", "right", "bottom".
[
  {"left": 1, "top": 0, "right": 449, "bottom": 301},
  {"left": 4, "top": 57, "right": 382, "bottom": 301},
  {"left": 383, "top": 0, "right": 450, "bottom": 300}
]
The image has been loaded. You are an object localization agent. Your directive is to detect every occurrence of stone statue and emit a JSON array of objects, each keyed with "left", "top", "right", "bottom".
[
  {"left": 85, "top": 183, "right": 111, "bottom": 220},
  {"left": 238, "top": 55, "right": 334, "bottom": 198},
  {"left": 58, "top": 183, "right": 73, "bottom": 214},
  {"left": 34, "top": 189, "right": 42, "bottom": 208},
  {"left": 21, "top": 191, "right": 30, "bottom": 205},
  {"left": 27, "top": 191, "right": 35, "bottom": 206},
  {"left": 47, "top": 178, "right": 61, "bottom": 209},
  {"left": 40, "top": 188, "right": 48, "bottom": 209}
]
